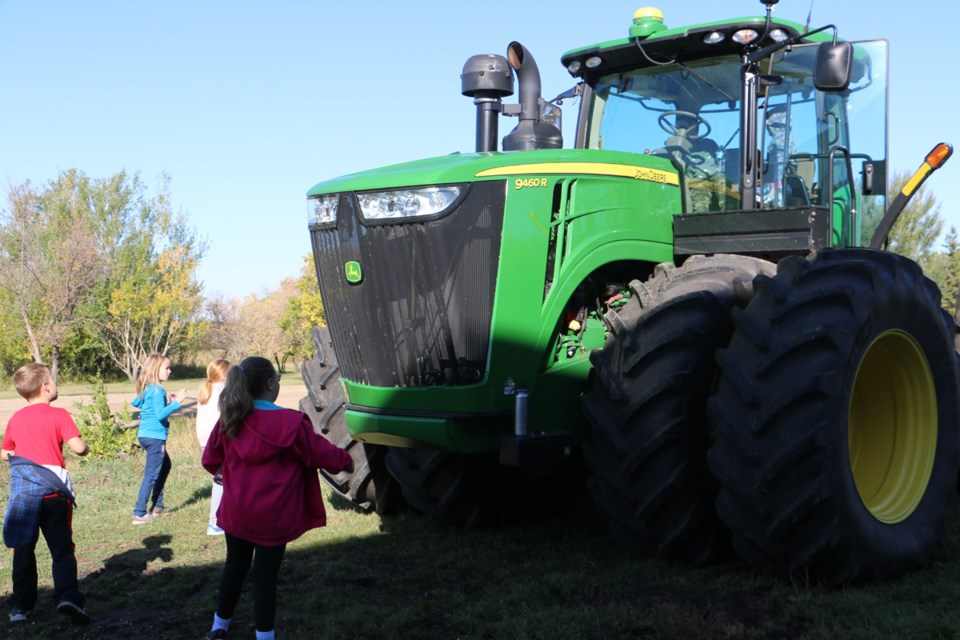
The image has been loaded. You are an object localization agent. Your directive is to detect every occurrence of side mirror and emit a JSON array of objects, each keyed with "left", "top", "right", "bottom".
[{"left": 814, "top": 41, "right": 852, "bottom": 91}]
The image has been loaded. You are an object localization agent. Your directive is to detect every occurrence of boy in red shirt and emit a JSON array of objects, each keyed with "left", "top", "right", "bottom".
[{"left": 1, "top": 363, "right": 90, "bottom": 624}]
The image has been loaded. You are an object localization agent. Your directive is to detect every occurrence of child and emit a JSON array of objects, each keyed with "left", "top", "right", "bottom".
[
  {"left": 201, "top": 356, "right": 353, "bottom": 640},
  {"left": 1, "top": 363, "right": 91, "bottom": 624},
  {"left": 131, "top": 353, "right": 187, "bottom": 525},
  {"left": 196, "top": 358, "right": 230, "bottom": 536}
]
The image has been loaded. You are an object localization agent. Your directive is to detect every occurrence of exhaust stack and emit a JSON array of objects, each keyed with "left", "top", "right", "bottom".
[{"left": 502, "top": 42, "right": 562, "bottom": 151}]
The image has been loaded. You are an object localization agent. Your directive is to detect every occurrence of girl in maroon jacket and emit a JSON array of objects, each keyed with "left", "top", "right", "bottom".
[{"left": 201, "top": 356, "right": 353, "bottom": 640}]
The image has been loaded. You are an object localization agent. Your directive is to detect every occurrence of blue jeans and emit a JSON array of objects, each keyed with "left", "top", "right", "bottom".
[{"left": 134, "top": 437, "right": 171, "bottom": 516}]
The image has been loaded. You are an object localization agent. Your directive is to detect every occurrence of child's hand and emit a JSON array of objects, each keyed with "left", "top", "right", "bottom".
[{"left": 171, "top": 389, "right": 189, "bottom": 402}]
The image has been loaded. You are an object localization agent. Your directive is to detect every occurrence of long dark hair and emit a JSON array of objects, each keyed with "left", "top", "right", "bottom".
[{"left": 218, "top": 356, "right": 276, "bottom": 438}]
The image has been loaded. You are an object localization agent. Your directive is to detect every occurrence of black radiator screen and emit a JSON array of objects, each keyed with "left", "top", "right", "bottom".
[{"left": 310, "top": 181, "right": 505, "bottom": 388}]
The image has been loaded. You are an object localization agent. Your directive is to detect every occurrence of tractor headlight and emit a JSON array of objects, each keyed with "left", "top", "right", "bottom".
[
  {"left": 308, "top": 194, "right": 339, "bottom": 227},
  {"left": 357, "top": 185, "right": 464, "bottom": 222}
]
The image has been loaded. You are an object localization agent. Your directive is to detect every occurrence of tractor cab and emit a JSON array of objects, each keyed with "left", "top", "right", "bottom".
[{"left": 562, "top": 7, "right": 888, "bottom": 255}]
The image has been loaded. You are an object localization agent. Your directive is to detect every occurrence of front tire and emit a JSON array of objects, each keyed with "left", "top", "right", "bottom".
[
  {"left": 384, "top": 448, "right": 504, "bottom": 527},
  {"left": 708, "top": 249, "right": 960, "bottom": 584},
  {"left": 300, "top": 326, "right": 402, "bottom": 514}
]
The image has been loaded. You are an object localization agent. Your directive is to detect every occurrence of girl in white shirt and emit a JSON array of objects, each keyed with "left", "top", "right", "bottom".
[{"left": 196, "top": 359, "right": 230, "bottom": 535}]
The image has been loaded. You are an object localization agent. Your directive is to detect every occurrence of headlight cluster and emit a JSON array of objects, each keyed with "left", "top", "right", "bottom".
[
  {"left": 358, "top": 186, "right": 463, "bottom": 222},
  {"left": 306, "top": 185, "right": 464, "bottom": 227},
  {"left": 308, "top": 194, "right": 338, "bottom": 227}
]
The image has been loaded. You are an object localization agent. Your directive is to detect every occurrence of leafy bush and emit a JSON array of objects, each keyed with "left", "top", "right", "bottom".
[{"left": 72, "top": 377, "right": 137, "bottom": 457}]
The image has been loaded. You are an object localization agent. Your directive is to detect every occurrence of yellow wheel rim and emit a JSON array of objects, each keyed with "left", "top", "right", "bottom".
[{"left": 848, "top": 330, "right": 938, "bottom": 524}]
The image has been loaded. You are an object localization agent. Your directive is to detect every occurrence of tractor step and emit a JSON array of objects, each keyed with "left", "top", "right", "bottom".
[{"left": 500, "top": 432, "right": 576, "bottom": 468}]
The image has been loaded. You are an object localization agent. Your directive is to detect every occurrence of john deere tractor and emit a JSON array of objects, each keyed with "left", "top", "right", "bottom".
[{"left": 301, "top": 0, "right": 956, "bottom": 584}]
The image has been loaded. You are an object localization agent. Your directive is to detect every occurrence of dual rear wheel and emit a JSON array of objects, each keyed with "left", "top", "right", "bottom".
[
  {"left": 584, "top": 249, "right": 960, "bottom": 584},
  {"left": 707, "top": 249, "right": 959, "bottom": 583}
]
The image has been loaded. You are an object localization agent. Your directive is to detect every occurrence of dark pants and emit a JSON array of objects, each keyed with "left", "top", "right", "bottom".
[
  {"left": 9, "top": 495, "right": 84, "bottom": 611},
  {"left": 216, "top": 533, "right": 286, "bottom": 632},
  {"left": 134, "top": 437, "right": 171, "bottom": 516}
]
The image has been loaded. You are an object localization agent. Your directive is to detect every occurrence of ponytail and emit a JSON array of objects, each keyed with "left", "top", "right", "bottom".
[
  {"left": 217, "top": 356, "right": 276, "bottom": 438},
  {"left": 198, "top": 358, "right": 230, "bottom": 405}
]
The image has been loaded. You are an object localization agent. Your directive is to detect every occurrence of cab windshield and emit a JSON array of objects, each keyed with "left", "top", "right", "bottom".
[{"left": 585, "top": 41, "right": 887, "bottom": 238}]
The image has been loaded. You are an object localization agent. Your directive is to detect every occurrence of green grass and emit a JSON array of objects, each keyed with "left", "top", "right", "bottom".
[
  {"left": 2, "top": 420, "right": 960, "bottom": 639},
  {"left": 0, "top": 380, "right": 141, "bottom": 401}
]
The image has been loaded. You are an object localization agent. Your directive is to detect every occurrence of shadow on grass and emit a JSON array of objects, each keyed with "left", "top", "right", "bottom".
[
  {"left": 0, "top": 491, "right": 827, "bottom": 640},
  {"left": 5, "top": 495, "right": 960, "bottom": 640},
  {"left": 176, "top": 485, "right": 213, "bottom": 513},
  {"left": 93, "top": 535, "right": 174, "bottom": 578}
]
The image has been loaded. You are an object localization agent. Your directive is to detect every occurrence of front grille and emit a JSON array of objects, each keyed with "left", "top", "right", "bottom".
[{"left": 311, "top": 181, "right": 505, "bottom": 388}]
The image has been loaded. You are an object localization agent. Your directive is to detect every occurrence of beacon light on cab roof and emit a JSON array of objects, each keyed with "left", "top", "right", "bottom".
[{"left": 629, "top": 7, "right": 667, "bottom": 39}]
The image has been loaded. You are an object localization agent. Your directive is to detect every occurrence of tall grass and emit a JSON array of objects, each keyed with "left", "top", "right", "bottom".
[{"left": 1, "top": 419, "right": 960, "bottom": 639}]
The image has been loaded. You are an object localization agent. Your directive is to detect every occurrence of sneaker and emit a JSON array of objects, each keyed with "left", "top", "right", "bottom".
[
  {"left": 132, "top": 513, "right": 158, "bottom": 525},
  {"left": 206, "top": 629, "right": 228, "bottom": 639},
  {"left": 151, "top": 507, "right": 172, "bottom": 516},
  {"left": 9, "top": 606, "right": 29, "bottom": 623},
  {"left": 206, "top": 525, "right": 225, "bottom": 536},
  {"left": 57, "top": 600, "right": 92, "bottom": 624}
]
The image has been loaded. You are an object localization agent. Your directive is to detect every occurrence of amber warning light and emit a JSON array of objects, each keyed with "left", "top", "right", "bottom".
[
  {"left": 926, "top": 143, "right": 953, "bottom": 169},
  {"left": 903, "top": 142, "right": 953, "bottom": 197}
]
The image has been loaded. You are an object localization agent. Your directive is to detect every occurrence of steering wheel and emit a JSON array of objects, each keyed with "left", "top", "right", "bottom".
[{"left": 658, "top": 110, "right": 712, "bottom": 140}]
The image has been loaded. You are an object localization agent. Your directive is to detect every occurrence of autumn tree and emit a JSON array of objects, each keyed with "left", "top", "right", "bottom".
[
  {"left": 0, "top": 172, "right": 109, "bottom": 378},
  {"left": 83, "top": 174, "right": 205, "bottom": 381},
  {"left": 198, "top": 295, "right": 242, "bottom": 360},
  {"left": 235, "top": 278, "right": 299, "bottom": 371},
  {"left": 280, "top": 255, "right": 326, "bottom": 367}
]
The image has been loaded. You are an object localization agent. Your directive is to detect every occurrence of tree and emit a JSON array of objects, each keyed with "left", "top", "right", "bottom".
[
  {"left": 0, "top": 172, "right": 109, "bottom": 379},
  {"left": 236, "top": 278, "right": 299, "bottom": 371},
  {"left": 886, "top": 171, "right": 944, "bottom": 263},
  {"left": 0, "top": 170, "right": 204, "bottom": 381},
  {"left": 280, "top": 255, "right": 326, "bottom": 367},
  {"left": 83, "top": 174, "right": 206, "bottom": 381},
  {"left": 884, "top": 171, "right": 958, "bottom": 312},
  {"left": 926, "top": 227, "right": 960, "bottom": 313},
  {"left": 0, "top": 287, "right": 28, "bottom": 375},
  {"left": 198, "top": 295, "right": 242, "bottom": 360}
]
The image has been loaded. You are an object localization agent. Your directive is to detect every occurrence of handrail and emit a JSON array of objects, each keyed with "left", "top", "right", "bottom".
[{"left": 825, "top": 145, "right": 856, "bottom": 247}]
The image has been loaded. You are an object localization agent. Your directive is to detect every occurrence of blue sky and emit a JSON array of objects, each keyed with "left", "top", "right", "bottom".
[{"left": 1, "top": 1, "right": 957, "bottom": 299}]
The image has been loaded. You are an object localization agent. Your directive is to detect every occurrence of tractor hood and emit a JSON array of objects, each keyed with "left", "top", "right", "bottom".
[{"left": 306, "top": 148, "right": 679, "bottom": 196}]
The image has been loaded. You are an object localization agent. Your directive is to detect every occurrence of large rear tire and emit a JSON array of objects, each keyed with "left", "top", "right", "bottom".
[
  {"left": 581, "top": 255, "right": 775, "bottom": 563},
  {"left": 300, "top": 326, "right": 402, "bottom": 514},
  {"left": 708, "top": 249, "right": 960, "bottom": 584}
]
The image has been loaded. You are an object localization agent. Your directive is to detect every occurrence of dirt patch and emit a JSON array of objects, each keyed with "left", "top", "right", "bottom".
[{"left": 0, "top": 382, "right": 308, "bottom": 432}]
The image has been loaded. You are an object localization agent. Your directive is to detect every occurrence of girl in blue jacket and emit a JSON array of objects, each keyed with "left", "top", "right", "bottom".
[{"left": 131, "top": 353, "right": 188, "bottom": 525}]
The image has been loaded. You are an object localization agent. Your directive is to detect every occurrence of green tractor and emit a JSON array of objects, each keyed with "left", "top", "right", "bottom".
[{"left": 301, "top": 0, "right": 956, "bottom": 584}]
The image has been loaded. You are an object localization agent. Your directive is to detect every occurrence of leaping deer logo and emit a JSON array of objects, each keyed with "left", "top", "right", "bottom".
[{"left": 345, "top": 261, "right": 363, "bottom": 284}]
